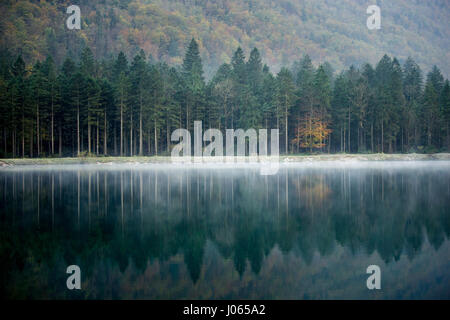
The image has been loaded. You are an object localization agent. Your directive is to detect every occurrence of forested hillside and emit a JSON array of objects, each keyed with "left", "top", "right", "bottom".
[
  {"left": 0, "top": 0, "right": 449, "bottom": 158},
  {"left": 0, "top": 0, "right": 449, "bottom": 78}
]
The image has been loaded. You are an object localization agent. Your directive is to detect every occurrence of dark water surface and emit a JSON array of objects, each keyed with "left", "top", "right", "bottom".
[{"left": 1, "top": 161, "right": 449, "bottom": 299}]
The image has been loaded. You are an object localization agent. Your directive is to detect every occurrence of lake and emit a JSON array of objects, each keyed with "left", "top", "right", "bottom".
[{"left": 0, "top": 161, "right": 449, "bottom": 299}]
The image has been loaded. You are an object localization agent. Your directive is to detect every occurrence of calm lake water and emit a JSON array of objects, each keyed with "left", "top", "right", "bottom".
[{"left": 1, "top": 161, "right": 449, "bottom": 299}]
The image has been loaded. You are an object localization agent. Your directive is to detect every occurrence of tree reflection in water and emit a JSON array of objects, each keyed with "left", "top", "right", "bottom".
[{"left": 0, "top": 163, "right": 449, "bottom": 299}]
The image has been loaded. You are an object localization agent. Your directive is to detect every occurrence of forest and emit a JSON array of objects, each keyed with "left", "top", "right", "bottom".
[
  {"left": 1, "top": 1, "right": 449, "bottom": 78},
  {"left": 0, "top": 38, "right": 449, "bottom": 157}
]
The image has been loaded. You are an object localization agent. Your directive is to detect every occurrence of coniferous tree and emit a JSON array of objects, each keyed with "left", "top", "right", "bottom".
[
  {"left": 276, "top": 68, "right": 295, "bottom": 153},
  {"left": 362, "top": 63, "right": 376, "bottom": 152},
  {"left": 402, "top": 57, "right": 423, "bottom": 150},
  {"left": 296, "top": 55, "right": 316, "bottom": 152},
  {"left": 211, "top": 63, "right": 234, "bottom": 130},
  {"left": 423, "top": 75, "right": 440, "bottom": 148},
  {"left": 182, "top": 38, "right": 205, "bottom": 131},
  {"left": 231, "top": 47, "right": 247, "bottom": 129},
  {"left": 129, "top": 50, "right": 149, "bottom": 156},
  {"left": 375, "top": 55, "right": 393, "bottom": 153},
  {"left": 99, "top": 79, "right": 114, "bottom": 155},
  {"left": 113, "top": 52, "right": 129, "bottom": 156},
  {"left": 331, "top": 73, "right": 349, "bottom": 152},
  {"left": 148, "top": 64, "right": 164, "bottom": 155},
  {"left": 261, "top": 65, "right": 276, "bottom": 131},
  {"left": 441, "top": 80, "right": 450, "bottom": 150},
  {"left": 389, "top": 58, "right": 405, "bottom": 152},
  {"left": 313, "top": 65, "right": 332, "bottom": 152}
]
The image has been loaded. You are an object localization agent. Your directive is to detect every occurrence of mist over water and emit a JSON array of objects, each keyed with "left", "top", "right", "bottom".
[{"left": 1, "top": 162, "right": 449, "bottom": 299}]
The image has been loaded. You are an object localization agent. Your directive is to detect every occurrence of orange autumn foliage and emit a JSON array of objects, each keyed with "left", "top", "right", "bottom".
[{"left": 292, "top": 113, "right": 332, "bottom": 150}]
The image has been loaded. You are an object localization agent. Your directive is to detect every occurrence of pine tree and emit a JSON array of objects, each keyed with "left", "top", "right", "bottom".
[
  {"left": 29, "top": 59, "right": 44, "bottom": 157},
  {"left": 375, "top": 55, "right": 393, "bottom": 153},
  {"left": 441, "top": 80, "right": 450, "bottom": 150},
  {"left": 241, "top": 48, "right": 263, "bottom": 129},
  {"left": 159, "top": 64, "right": 181, "bottom": 153},
  {"left": 129, "top": 50, "right": 149, "bottom": 156},
  {"left": 296, "top": 55, "right": 316, "bottom": 152},
  {"left": 182, "top": 39, "right": 205, "bottom": 131},
  {"left": 331, "top": 73, "right": 349, "bottom": 152},
  {"left": 85, "top": 77, "right": 101, "bottom": 155},
  {"left": 276, "top": 68, "right": 295, "bottom": 153},
  {"left": 59, "top": 57, "right": 79, "bottom": 156},
  {"left": 247, "top": 48, "right": 263, "bottom": 101},
  {"left": 231, "top": 47, "right": 247, "bottom": 129},
  {"left": 402, "top": 57, "right": 423, "bottom": 150},
  {"left": 148, "top": 64, "right": 164, "bottom": 155},
  {"left": 211, "top": 63, "right": 233, "bottom": 130},
  {"left": 261, "top": 65, "right": 276, "bottom": 131},
  {"left": 388, "top": 58, "right": 405, "bottom": 152},
  {"left": 313, "top": 65, "right": 332, "bottom": 152},
  {"left": 113, "top": 52, "right": 129, "bottom": 156},
  {"left": 99, "top": 79, "right": 114, "bottom": 155},
  {"left": 423, "top": 73, "right": 440, "bottom": 149},
  {"left": 41, "top": 56, "right": 60, "bottom": 156}
]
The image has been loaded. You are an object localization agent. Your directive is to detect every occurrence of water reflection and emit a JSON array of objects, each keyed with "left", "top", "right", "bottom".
[{"left": 0, "top": 162, "right": 449, "bottom": 299}]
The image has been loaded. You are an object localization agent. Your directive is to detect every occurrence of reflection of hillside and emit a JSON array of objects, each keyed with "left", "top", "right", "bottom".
[{"left": 0, "top": 167, "right": 449, "bottom": 298}]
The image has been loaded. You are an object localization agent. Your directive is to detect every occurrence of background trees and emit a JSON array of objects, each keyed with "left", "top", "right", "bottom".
[
  {"left": 0, "top": 43, "right": 448, "bottom": 158},
  {"left": 1, "top": 1, "right": 449, "bottom": 81}
]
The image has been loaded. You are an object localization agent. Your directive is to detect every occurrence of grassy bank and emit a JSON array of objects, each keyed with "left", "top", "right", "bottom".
[{"left": 1, "top": 153, "right": 450, "bottom": 166}]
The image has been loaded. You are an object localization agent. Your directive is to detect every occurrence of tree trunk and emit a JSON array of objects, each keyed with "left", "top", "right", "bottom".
[
  {"left": 96, "top": 117, "right": 99, "bottom": 155},
  {"left": 139, "top": 94, "right": 143, "bottom": 156},
  {"left": 401, "top": 127, "right": 404, "bottom": 153},
  {"left": 371, "top": 123, "right": 374, "bottom": 153},
  {"left": 348, "top": 105, "right": 351, "bottom": 153},
  {"left": 3, "top": 128, "right": 6, "bottom": 157},
  {"left": 59, "top": 125, "right": 62, "bottom": 157},
  {"left": 148, "top": 128, "right": 151, "bottom": 155},
  {"left": 427, "top": 121, "right": 432, "bottom": 146},
  {"left": 343, "top": 127, "right": 346, "bottom": 153},
  {"left": 12, "top": 130, "right": 15, "bottom": 158},
  {"left": 37, "top": 103, "right": 40, "bottom": 157},
  {"left": 114, "top": 125, "right": 117, "bottom": 155},
  {"left": 154, "top": 120, "right": 158, "bottom": 156},
  {"left": 77, "top": 103, "right": 80, "bottom": 156},
  {"left": 88, "top": 121, "right": 91, "bottom": 156},
  {"left": 285, "top": 109, "right": 288, "bottom": 154},
  {"left": 447, "top": 122, "right": 450, "bottom": 150},
  {"left": 22, "top": 112, "right": 24, "bottom": 158},
  {"left": 167, "top": 122, "right": 170, "bottom": 153},
  {"left": 120, "top": 100, "right": 123, "bottom": 156},
  {"left": 104, "top": 110, "right": 107, "bottom": 155},
  {"left": 357, "top": 126, "right": 359, "bottom": 153},
  {"left": 29, "top": 126, "right": 33, "bottom": 158},
  {"left": 51, "top": 94, "right": 54, "bottom": 155},
  {"left": 130, "top": 112, "right": 133, "bottom": 156}
]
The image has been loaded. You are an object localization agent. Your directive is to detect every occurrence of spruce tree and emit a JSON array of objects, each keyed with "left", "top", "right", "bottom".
[
  {"left": 276, "top": 68, "right": 295, "bottom": 153},
  {"left": 182, "top": 38, "right": 205, "bottom": 131}
]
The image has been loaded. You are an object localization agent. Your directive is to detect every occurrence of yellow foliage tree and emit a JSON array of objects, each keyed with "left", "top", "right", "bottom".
[{"left": 292, "top": 113, "right": 332, "bottom": 152}]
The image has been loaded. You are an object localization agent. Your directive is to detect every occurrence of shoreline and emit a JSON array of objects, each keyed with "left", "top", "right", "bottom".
[{"left": 1, "top": 153, "right": 450, "bottom": 166}]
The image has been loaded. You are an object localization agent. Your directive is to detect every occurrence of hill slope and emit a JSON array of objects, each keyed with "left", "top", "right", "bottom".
[{"left": 0, "top": 0, "right": 449, "bottom": 77}]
